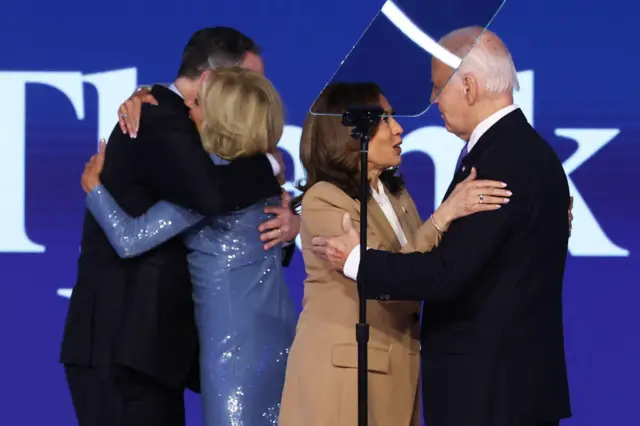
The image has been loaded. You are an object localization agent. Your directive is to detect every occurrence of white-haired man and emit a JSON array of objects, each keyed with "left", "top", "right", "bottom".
[{"left": 312, "top": 27, "right": 572, "bottom": 426}]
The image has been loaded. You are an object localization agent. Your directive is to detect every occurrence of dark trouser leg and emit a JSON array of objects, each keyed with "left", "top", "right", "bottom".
[
  {"left": 65, "top": 364, "right": 185, "bottom": 426},
  {"left": 65, "top": 364, "right": 121, "bottom": 426}
]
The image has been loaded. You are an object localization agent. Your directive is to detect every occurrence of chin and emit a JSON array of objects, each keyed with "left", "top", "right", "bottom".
[{"left": 388, "top": 157, "right": 402, "bottom": 168}]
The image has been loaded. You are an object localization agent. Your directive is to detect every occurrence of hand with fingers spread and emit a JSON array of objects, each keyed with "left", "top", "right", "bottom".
[
  {"left": 311, "top": 213, "right": 359, "bottom": 272},
  {"left": 81, "top": 139, "right": 107, "bottom": 193},
  {"left": 118, "top": 87, "right": 159, "bottom": 138},
  {"left": 258, "top": 190, "right": 301, "bottom": 250},
  {"left": 432, "top": 167, "right": 512, "bottom": 229}
]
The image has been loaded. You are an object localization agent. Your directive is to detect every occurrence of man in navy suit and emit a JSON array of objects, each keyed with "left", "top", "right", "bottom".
[{"left": 313, "top": 27, "right": 572, "bottom": 426}]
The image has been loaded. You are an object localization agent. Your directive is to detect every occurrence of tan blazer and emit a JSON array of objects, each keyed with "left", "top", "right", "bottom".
[{"left": 279, "top": 181, "right": 444, "bottom": 426}]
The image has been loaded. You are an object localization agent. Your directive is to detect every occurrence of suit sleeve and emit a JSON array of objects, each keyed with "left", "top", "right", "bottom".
[
  {"left": 359, "top": 185, "right": 514, "bottom": 302},
  {"left": 282, "top": 243, "right": 296, "bottom": 267},
  {"left": 137, "top": 115, "right": 281, "bottom": 216}
]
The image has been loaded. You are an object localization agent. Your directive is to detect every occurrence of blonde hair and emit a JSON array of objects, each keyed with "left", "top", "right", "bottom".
[{"left": 199, "top": 67, "right": 284, "bottom": 160}]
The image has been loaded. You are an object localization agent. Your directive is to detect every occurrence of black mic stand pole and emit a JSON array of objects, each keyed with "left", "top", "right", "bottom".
[{"left": 341, "top": 106, "right": 385, "bottom": 426}]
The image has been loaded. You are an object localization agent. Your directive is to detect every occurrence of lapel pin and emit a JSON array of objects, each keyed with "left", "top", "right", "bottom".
[{"left": 401, "top": 206, "right": 407, "bottom": 214}]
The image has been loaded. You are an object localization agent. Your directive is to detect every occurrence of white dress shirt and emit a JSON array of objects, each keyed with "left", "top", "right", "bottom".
[
  {"left": 168, "top": 83, "right": 281, "bottom": 176},
  {"left": 371, "top": 179, "right": 408, "bottom": 246},
  {"left": 342, "top": 105, "right": 520, "bottom": 281}
]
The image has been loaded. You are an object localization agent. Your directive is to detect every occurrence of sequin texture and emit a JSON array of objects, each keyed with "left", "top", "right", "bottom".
[
  {"left": 185, "top": 196, "right": 297, "bottom": 426},
  {"left": 86, "top": 188, "right": 297, "bottom": 425},
  {"left": 87, "top": 185, "right": 198, "bottom": 258}
]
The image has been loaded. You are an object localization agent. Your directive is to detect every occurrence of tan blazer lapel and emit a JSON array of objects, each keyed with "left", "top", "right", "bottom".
[
  {"left": 387, "top": 191, "right": 418, "bottom": 246},
  {"left": 365, "top": 198, "right": 402, "bottom": 253}
]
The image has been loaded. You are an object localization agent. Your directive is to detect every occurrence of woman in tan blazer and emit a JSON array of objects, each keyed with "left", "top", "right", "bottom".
[{"left": 278, "top": 83, "right": 511, "bottom": 426}]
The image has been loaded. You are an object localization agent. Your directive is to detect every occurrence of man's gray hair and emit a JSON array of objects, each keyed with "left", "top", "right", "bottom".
[
  {"left": 439, "top": 26, "right": 519, "bottom": 93},
  {"left": 204, "top": 51, "right": 244, "bottom": 71}
]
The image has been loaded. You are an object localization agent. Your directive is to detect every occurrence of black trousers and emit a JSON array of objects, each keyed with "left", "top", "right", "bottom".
[{"left": 64, "top": 364, "right": 185, "bottom": 426}]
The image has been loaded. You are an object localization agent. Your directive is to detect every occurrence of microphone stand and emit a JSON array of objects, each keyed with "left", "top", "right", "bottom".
[{"left": 341, "top": 106, "right": 385, "bottom": 426}]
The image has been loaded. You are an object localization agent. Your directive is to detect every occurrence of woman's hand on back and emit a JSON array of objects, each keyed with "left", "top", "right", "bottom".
[
  {"left": 433, "top": 167, "right": 512, "bottom": 228},
  {"left": 81, "top": 139, "right": 107, "bottom": 193}
]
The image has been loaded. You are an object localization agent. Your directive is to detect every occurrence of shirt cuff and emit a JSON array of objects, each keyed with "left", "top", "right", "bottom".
[
  {"left": 265, "top": 153, "right": 281, "bottom": 176},
  {"left": 343, "top": 244, "right": 362, "bottom": 281}
]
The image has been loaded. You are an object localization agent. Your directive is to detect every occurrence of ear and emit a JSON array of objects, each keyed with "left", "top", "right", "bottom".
[
  {"left": 191, "top": 70, "right": 213, "bottom": 108},
  {"left": 198, "top": 69, "right": 212, "bottom": 86},
  {"left": 462, "top": 75, "right": 478, "bottom": 106},
  {"left": 184, "top": 98, "right": 197, "bottom": 109}
]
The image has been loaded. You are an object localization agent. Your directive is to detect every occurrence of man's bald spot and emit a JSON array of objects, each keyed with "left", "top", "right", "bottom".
[{"left": 440, "top": 27, "right": 508, "bottom": 63}]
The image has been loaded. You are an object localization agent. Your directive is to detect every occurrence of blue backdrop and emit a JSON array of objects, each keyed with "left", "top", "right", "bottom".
[{"left": 0, "top": 0, "right": 638, "bottom": 425}]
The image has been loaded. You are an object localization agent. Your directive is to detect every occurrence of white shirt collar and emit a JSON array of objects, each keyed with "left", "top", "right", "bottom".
[
  {"left": 467, "top": 104, "right": 519, "bottom": 152},
  {"left": 168, "top": 83, "right": 183, "bottom": 99},
  {"left": 370, "top": 178, "right": 385, "bottom": 198},
  {"left": 369, "top": 179, "right": 408, "bottom": 247}
]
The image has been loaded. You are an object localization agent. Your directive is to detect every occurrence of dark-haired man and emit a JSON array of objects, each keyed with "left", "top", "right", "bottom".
[{"left": 60, "top": 27, "right": 298, "bottom": 426}]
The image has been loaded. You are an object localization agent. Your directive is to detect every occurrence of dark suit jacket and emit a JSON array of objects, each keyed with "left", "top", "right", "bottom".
[
  {"left": 359, "top": 109, "right": 572, "bottom": 426},
  {"left": 60, "top": 85, "right": 292, "bottom": 391}
]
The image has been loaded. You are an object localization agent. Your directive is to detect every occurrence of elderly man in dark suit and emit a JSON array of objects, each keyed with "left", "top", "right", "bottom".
[{"left": 313, "top": 27, "right": 572, "bottom": 426}]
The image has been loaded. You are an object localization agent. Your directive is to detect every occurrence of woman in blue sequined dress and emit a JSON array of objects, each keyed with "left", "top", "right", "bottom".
[{"left": 81, "top": 68, "right": 297, "bottom": 426}]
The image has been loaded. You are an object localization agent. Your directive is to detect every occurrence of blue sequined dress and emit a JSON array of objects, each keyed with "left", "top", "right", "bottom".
[{"left": 86, "top": 179, "right": 297, "bottom": 426}]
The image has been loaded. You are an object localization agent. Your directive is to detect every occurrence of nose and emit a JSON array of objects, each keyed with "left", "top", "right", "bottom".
[{"left": 391, "top": 117, "right": 403, "bottom": 136}]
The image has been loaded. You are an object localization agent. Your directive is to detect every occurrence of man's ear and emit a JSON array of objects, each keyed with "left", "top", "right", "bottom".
[
  {"left": 188, "top": 70, "right": 212, "bottom": 107},
  {"left": 463, "top": 75, "right": 478, "bottom": 106},
  {"left": 200, "top": 70, "right": 211, "bottom": 83},
  {"left": 199, "top": 69, "right": 212, "bottom": 86}
]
